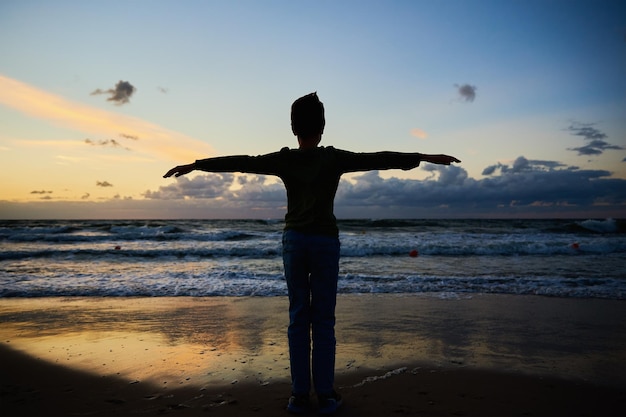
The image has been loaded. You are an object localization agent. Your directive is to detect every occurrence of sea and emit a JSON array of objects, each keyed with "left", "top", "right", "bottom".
[{"left": 1, "top": 218, "right": 625, "bottom": 299}]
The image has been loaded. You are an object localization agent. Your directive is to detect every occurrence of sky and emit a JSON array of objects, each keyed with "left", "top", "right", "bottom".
[{"left": 1, "top": 0, "right": 625, "bottom": 220}]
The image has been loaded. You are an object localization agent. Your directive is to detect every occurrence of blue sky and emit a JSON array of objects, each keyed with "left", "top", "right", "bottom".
[{"left": 0, "top": 0, "right": 624, "bottom": 219}]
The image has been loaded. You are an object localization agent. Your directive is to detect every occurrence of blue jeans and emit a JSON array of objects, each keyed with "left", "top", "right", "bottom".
[{"left": 282, "top": 230, "right": 340, "bottom": 396}]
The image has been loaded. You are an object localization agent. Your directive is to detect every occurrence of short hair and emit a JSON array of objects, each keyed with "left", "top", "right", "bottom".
[{"left": 291, "top": 92, "right": 325, "bottom": 137}]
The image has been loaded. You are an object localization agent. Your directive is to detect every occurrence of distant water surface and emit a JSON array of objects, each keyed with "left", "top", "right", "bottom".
[{"left": 1, "top": 218, "right": 624, "bottom": 299}]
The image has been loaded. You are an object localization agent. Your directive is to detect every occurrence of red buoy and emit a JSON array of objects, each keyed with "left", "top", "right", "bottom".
[{"left": 409, "top": 249, "right": 419, "bottom": 257}]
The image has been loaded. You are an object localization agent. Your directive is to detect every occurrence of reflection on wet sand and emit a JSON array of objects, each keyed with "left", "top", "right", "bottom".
[
  {"left": 1, "top": 294, "right": 625, "bottom": 391},
  {"left": 0, "top": 297, "right": 291, "bottom": 388},
  {"left": 335, "top": 294, "right": 626, "bottom": 388}
]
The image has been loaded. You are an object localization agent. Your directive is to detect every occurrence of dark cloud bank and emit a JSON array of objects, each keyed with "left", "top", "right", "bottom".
[{"left": 145, "top": 156, "right": 626, "bottom": 218}]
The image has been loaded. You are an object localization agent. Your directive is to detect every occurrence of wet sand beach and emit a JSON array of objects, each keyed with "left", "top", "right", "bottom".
[{"left": 1, "top": 294, "right": 625, "bottom": 416}]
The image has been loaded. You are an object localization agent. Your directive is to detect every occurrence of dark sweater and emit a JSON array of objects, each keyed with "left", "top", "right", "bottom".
[{"left": 195, "top": 146, "right": 423, "bottom": 236}]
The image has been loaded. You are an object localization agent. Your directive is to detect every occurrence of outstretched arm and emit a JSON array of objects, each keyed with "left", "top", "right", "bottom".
[
  {"left": 421, "top": 154, "right": 461, "bottom": 165},
  {"left": 163, "top": 152, "right": 286, "bottom": 179},
  {"left": 164, "top": 152, "right": 460, "bottom": 178},
  {"left": 339, "top": 150, "right": 461, "bottom": 173}
]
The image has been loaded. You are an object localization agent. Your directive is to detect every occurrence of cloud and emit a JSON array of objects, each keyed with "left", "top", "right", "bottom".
[
  {"left": 421, "top": 164, "right": 468, "bottom": 185},
  {"left": 338, "top": 162, "right": 624, "bottom": 217},
  {"left": 81, "top": 193, "right": 90, "bottom": 200},
  {"left": 84, "top": 132, "right": 139, "bottom": 150},
  {"left": 96, "top": 181, "right": 113, "bottom": 187},
  {"left": 91, "top": 80, "right": 136, "bottom": 105},
  {"left": 482, "top": 156, "right": 567, "bottom": 176},
  {"left": 146, "top": 157, "right": 626, "bottom": 218},
  {"left": 410, "top": 128, "right": 428, "bottom": 139},
  {"left": 566, "top": 122, "right": 624, "bottom": 156},
  {"left": 85, "top": 138, "right": 130, "bottom": 150},
  {"left": 157, "top": 86, "right": 169, "bottom": 94},
  {"left": 30, "top": 190, "right": 53, "bottom": 194},
  {"left": 455, "top": 83, "right": 477, "bottom": 102},
  {"left": 144, "top": 174, "right": 235, "bottom": 200},
  {"left": 0, "top": 74, "right": 214, "bottom": 162},
  {"left": 119, "top": 133, "right": 139, "bottom": 140},
  {"left": 4, "top": 158, "right": 625, "bottom": 219},
  {"left": 144, "top": 174, "right": 287, "bottom": 211}
]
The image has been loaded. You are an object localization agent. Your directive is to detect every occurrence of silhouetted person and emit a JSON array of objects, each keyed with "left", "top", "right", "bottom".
[{"left": 164, "top": 92, "right": 460, "bottom": 414}]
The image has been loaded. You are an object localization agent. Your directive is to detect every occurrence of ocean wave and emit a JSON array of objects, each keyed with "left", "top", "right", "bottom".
[
  {"left": 577, "top": 218, "right": 621, "bottom": 234},
  {"left": 1, "top": 274, "right": 623, "bottom": 299},
  {"left": 1, "top": 237, "right": 623, "bottom": 261},
  {"left": 2, "top": 218, "right": 623, "bottom": 244},
  {"left": 1, "top": 219, "right": 624, "bottom": 300}
]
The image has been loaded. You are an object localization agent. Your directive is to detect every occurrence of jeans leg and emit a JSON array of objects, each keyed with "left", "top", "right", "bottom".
[
  {"left": 283, "top": 231, "right": 311, "bottom": 395},
  {"left": 310, "top": 235, "right": 340, "bottom": 396}
]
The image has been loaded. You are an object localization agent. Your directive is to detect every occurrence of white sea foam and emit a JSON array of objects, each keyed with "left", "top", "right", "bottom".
[{"left": 351, "top": 367, "right": 408, "bottom": 387}]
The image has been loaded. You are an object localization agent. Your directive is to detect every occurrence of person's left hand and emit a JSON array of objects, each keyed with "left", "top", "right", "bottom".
[{"left": 163, "top": 163, "right": 195, "bottom": 178}]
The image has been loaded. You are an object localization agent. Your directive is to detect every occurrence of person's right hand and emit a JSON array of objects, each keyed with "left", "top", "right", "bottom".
[
  {"left": 163, "top": 163, "right": 195, "bottom": 178},
  {"left": 422, "top": 154, "right": 461, "bottom": 165}
]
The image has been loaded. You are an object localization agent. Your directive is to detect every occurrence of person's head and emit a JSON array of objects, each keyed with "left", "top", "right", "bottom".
[{"left": 291, "top": 92, "right": 325, "bottom": 140}]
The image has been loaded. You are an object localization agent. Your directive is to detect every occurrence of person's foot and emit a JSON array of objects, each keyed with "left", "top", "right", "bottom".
[
  {"left": 287, "top": 393, "right": 311, "bottom": 414},
  {"left": 317, "top": 391, "right": 343, "bottom": 415}
]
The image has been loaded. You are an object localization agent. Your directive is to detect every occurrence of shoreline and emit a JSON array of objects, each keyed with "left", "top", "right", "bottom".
[{"left": 1, "top": 294, "right": 625, "bottom": 416}]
